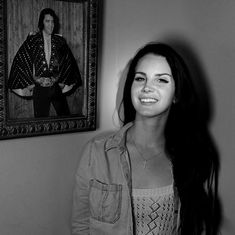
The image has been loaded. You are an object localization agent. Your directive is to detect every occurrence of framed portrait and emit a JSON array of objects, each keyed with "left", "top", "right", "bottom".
[{"left": 0, "top": 0, "right": 99, "bottom": 139}]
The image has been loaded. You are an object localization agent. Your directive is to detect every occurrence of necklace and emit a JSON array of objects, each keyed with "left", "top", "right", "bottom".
[{"left": 130, "top": 136, "right": 164, "bottom": 169}]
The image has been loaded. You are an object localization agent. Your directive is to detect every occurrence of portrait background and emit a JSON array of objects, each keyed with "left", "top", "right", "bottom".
[{"left": 7, "top": 0, "right": 87, "bottom": 119}]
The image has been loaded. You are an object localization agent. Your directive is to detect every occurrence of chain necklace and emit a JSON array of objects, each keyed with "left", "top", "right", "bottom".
[{"left": 130, "top": 136, "right": 164, "bottom": 169}]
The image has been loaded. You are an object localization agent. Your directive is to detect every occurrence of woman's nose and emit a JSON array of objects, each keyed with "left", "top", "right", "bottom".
[{"left": 142, "top": 80, "right": 153, "bottom": 93}]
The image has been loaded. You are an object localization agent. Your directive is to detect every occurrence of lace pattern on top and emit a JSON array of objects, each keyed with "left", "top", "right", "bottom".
[{"left": 132, "top": 184, "right": 175, "bottom": 235}]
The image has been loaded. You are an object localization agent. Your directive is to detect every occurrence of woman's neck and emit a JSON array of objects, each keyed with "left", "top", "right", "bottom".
[{"left": 129, "top": 118, "right": 166, "bottom": 149}]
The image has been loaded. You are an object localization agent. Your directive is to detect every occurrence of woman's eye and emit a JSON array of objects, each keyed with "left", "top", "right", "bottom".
[
  {"left": 134, "top": 76, "right": 145, "bottom": 82},
  {"left": 157, "top": 78, "right": 169, "bottom": 83}
]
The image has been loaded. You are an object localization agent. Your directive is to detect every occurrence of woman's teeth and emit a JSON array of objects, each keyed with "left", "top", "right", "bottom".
[{"left": 140, "top": 98, "right": 158, "bottom": 103}]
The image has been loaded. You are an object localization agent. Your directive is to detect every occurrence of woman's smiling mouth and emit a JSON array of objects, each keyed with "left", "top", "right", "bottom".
[{"left": 139, "top": 97, "right": 158, "bottom": 104}]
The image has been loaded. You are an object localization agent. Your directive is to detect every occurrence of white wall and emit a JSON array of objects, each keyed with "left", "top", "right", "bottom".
[{"left": 0, "top": 0, "right": 234, "bottom": 234}]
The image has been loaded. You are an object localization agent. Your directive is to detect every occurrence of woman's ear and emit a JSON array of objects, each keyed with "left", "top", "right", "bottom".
[{"left": 173, "top": 97, "right": 177, "bottom": 104}]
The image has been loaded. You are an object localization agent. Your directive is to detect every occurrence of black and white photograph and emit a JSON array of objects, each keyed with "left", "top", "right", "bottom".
[
  {"left": 0, "top": 0, "right": 98, "bottom": 139},
  {"left": 1, "top": 1, "right": 235, "bottom": 235}
]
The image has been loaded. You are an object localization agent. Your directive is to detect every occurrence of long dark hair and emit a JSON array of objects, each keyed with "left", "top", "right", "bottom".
[
  {"left": 119, "top": 43, "right": 220, "bottom": 234},
  {"left": 38, "top": 8, "right": 60, "bottom": 34}
]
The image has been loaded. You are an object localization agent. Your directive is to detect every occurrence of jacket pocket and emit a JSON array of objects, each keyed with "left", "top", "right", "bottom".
[{"left": 89, "top": 179, "right": 122, "bottom": 224}]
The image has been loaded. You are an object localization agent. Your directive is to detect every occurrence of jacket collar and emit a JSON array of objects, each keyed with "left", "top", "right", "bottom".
[{"left": 104, "top": 122, "right": 133, "bottom": 152}]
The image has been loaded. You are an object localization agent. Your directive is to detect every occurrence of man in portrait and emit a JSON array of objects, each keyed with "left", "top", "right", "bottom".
[{"left": 8, "top": 8, "right": 82, "bottom": 118}]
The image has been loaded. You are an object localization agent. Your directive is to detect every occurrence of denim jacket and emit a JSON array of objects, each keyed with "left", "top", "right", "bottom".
[{"left": 72, "top": 123, "right": 180, "bottom": 235}]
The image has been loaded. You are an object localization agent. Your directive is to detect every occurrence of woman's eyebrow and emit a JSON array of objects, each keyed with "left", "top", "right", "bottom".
[
  {"left": 156, "top": 73, "right": 172, "bottom": 77},
  {"left": 135, "top": 72, "right": 146, "bottom": 75},
  {"left": 135, "top": 72, "right": 172, "bottom": 77}
]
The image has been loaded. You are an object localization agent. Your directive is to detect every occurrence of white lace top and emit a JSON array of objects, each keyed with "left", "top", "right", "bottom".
[{"left": 132, "top": 184, "right": 175, "bottom": 235}]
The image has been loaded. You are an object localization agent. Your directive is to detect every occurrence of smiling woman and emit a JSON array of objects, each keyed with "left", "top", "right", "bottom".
[
  {"left": 72, "top": 43, "right": 220, "bottom": 234},
  {"left": 131, "top": 54, "right": 175, "bottom": 120}
]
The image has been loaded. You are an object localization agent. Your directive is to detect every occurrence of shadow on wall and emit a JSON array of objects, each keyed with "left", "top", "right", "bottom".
[{"left": 116, "top": 36, "right": 223, "bottom": 233}]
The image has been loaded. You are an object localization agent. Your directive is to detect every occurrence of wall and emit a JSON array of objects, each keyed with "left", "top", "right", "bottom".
[{"left": 0, "top": 0, "right": 234, "bottom": 234}]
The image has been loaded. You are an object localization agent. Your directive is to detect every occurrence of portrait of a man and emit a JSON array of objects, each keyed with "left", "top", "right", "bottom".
[
  {"left": 0, "top": 0, "right": 98, "bottom": 139},
  {"left": 7, "top": 0, "right": 87, "bottom": 120},
  {"left": 8, "top": 8, "right": 82, "bottom": 118}
]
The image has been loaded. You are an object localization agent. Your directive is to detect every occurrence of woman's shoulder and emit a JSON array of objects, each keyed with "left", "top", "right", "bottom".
[
  {"left": 87, "top": 130, "right": 118, "bottom": 146},
  {"left": 78, "top": 130, "right": 118, "bottom": 166},
  {"left": 82, "top": 127, "right": 127, "bottom": 154},
  {"left": 88, "top": 123, "right": 132, "bottom": 146},
  {"left": 80, "top": 123, "right": 132, "bottom": 154}
]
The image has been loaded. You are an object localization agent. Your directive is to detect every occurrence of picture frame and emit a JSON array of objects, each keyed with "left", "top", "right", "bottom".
[{"left": 0, "top": 0, "right": 99, "bottom": 140}]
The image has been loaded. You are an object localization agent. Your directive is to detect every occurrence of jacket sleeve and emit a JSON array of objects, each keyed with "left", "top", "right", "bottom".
[{"left": 71, "top": 141, "right": 93, "bottom": 235}]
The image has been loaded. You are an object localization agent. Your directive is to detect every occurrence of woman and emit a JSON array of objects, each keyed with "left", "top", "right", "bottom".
[
  {"left": 8, "top": 8, "right": 82, "bottom": 117},
  {"left": 72, "top": 43, "right": 219, "bottom": 234}
]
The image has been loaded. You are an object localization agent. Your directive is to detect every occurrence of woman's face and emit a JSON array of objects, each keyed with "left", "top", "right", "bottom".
[
  {"left": 43, "top": 14, "right": 54, "bottom": 36},
  {"left": 131, "top": 53, "right": 175, "bottom": 119}
]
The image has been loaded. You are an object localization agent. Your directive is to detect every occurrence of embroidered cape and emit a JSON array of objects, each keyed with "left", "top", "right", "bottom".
[{"left": 8, "top": 31, "right": 82, "bottom": 96}]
